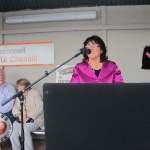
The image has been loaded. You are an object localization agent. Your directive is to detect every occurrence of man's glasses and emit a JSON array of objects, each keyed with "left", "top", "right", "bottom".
[{"left": 85, "top": 44, "right": 99, "bottom": 49}]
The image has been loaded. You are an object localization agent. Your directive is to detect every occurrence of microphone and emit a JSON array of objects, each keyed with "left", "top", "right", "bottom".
[{"left": 77, "top": 48, "right": 91, "bottom": 54}]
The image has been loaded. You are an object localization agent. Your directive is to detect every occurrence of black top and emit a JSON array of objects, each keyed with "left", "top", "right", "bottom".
[{"left": 93, "top": 69, "right": 101, "bottom": 77}]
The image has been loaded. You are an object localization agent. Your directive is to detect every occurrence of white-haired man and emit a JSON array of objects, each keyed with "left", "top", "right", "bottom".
[{"left": 0, "top": 69, "right": 16, "bottom": 123}]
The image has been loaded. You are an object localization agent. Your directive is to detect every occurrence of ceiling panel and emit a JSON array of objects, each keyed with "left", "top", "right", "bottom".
[{"left": 0, "top": 0, "right": 150, "bottom": 12}]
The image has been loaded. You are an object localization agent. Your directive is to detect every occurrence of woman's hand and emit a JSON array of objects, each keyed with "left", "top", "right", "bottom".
[
  {"left": 18, "top": 114, "right": 22, "bottom": 121},
  {"left": 23, "top": 116, "right": 30, "bottom": 123},
  {"left": 18, "top": 114, "right": 30, "bottom": 123}
]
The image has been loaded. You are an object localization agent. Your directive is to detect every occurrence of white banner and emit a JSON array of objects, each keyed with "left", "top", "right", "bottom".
[
  {"left": 0, "top": 42, "right": 54, "bottom": 66},
  {"left": 56, "top": 65, "right": 74, "bottom": 83}
]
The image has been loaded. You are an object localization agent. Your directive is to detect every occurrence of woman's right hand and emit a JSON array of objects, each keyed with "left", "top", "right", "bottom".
[{"left": 18, "top": 114, "right": 26, "bottom": 122}]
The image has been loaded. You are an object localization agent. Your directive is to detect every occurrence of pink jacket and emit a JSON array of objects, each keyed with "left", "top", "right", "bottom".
[{"left": 71, "top": 60, "right": 124, "bottom": 83}]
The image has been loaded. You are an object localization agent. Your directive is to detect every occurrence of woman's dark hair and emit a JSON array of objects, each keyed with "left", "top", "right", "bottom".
[{"left": 83, "top": 35, "right": 108, "bottom": 62}]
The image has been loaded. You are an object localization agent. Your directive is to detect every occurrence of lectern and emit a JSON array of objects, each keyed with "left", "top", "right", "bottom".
[{"left": 43, "top": 83, "right": 150, "bottom": 150}]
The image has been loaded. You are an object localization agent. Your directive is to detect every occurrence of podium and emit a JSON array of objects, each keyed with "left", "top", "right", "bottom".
[{"left": 43, "top": 83, "right": 150, "bottom": 150}]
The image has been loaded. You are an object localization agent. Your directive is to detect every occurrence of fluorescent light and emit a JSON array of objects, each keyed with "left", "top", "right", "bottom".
[{"left": 5, "top": 11, "right": 97, "bottom": 24}]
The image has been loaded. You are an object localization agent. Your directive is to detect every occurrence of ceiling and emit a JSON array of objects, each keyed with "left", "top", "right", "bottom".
[{"left": 0, "top": 0, "right": 150, "bottom": 12}]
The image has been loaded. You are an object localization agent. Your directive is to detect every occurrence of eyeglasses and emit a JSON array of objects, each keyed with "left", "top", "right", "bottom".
[{"left": 85, "top": 44, "right": 99, "bottom": 49}]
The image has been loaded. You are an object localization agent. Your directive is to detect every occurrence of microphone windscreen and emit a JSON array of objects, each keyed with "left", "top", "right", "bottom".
[
  {"left": 84, "top": 49, "right": 91, "bottom": 54},
  {"left": 76, "top": 48, "right": 91, "bottom": 54}
]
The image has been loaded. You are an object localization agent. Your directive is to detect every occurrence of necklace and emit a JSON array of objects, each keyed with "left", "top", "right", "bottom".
[
  {"left": 92, "top": 68, "right": 101, "bottom": 77},
  {"left": 88, "top": 61, "right": 102, "bottom": 71},
  {"left": 92, "top": 68, "right": 95, "bottom": 73}
]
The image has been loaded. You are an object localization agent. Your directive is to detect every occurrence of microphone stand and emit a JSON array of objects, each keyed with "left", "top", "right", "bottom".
[
  {"left": 1, "top": 52, "right": 81, "bottom": 150},
  {"left": 18, "top": 94, "right": 25, "bottom": 150}
]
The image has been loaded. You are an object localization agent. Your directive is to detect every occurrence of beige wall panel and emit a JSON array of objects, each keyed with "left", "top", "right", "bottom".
[{"left": 107, "top": 30, "right": 150, "bottom": 83}]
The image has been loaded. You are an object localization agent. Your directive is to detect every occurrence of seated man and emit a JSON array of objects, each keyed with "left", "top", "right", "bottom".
[{"left": 0, "top": 69, "right": 16, "bottom": 123}]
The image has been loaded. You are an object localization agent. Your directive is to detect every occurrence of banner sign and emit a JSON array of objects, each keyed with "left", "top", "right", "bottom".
[
  {"left": 56, "top": 65, "right": 74, "bottom": 83},
  {"left": 0, "top": 42, "right": 54, "bottom": 66}
]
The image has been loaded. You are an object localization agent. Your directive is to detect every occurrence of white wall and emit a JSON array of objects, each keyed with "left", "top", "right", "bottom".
[
  {"left": 0, "top": 12, "right": 3, "bottom": 44},
  {"left": 1, "top": 5, "right": 150, "bottom": 95},
  {"left": 108, "top": 30, "right": 150, "bottom": 83}
]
